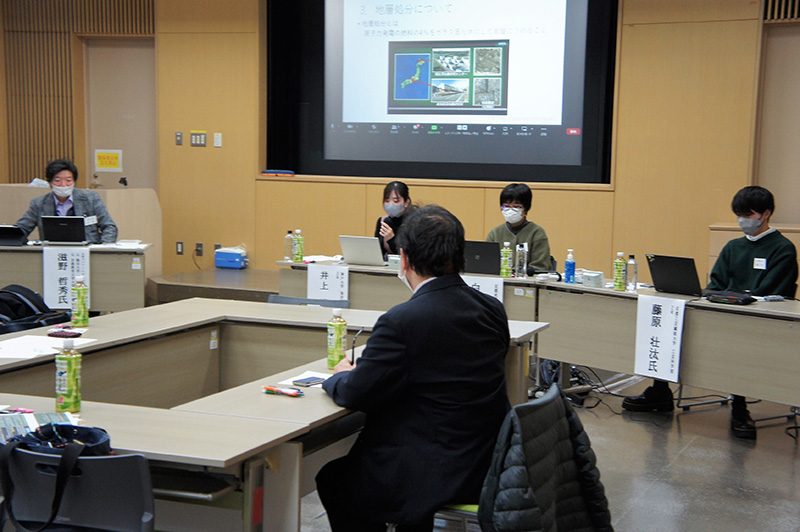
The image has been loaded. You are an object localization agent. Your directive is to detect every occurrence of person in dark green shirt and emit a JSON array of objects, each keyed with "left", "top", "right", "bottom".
[
  {"left": 623, "top": 186, "right": 798, "bottom": 439},
  {"left": 486, "top": 183, "right": 551, "bottom": 272}
]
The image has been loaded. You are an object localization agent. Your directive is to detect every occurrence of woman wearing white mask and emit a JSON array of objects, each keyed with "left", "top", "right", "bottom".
[
  {"left": 486, "top": 183, "right": 551, "bottom": 272},
  {"left": 14, "top": 159, "right": 117, "bottom": 243},
  {"left": 374, "top": 181, "right": 415, "bottom": 259}
]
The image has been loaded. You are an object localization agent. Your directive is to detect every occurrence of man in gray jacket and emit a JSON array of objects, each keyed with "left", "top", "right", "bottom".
[{"left": 15, "top": 159, "right": 117, "bottom": 244}]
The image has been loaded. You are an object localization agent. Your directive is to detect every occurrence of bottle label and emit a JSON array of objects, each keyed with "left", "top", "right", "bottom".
[
  {"left": 614, "top": 259, "right": 626, "bottom": 291},
  {"left": 292, "top": 236, "right": 304, "bottom": 262},
  {"left": 71, "top": 284, "right": 89, "bottom": 327},
  {"left": 327, "top": 320, "right": 347, "bottom": 369},
  {"left": 55, "top": 354, "right": 81, "bottom": 413},
  {"left": 500, "top": 248, "right": 513, "bottom": 277}
]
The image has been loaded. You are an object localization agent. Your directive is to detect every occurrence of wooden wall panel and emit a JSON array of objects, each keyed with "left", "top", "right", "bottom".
[
  {"left": 612, "top": 18, "right": 762, "bottom": 283},
  {"left": 156, "top": 0, "right": 260, "bottom": 34},
  {"left": 157, "top": 31, "right": 261, "bottom": 273},
  {"left": 622, "top": 0, "right": 761, "bottom": 25}
]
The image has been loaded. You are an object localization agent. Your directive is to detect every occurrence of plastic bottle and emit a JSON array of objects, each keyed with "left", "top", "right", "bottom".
[
  {"left": 500, "top": 242, "right": 512, "bottom": 277},
  {"left": 564, "top": 249, "right": 576, "bottom": 284},
  {"left": 613, "top": 251, "right": 626, "bottom": 291},
  {"left": 70, "top": 275, "right": 89, "bottom": 327},
  {"left": 292, "top": 229, "right": 304, "bottom": 263},
  {"left": 626, "top": 254, "right": 638, "bottom": 293},
  {"left": 55, "top": 339, "right": 81, "bottom": 413},
  {"left": 283, "top": 230, "right": 294, "bottom": 261},
  {"left": 515, "top": 243, "right": 528, "bottom": 279},
  {"left": 327, "top": 308, "right": 347, "bottom": 369}
]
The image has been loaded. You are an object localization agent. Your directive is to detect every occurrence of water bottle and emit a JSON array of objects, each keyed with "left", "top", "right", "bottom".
[
  {"left": 55, "top": 339, "right": 82, "bottom": 413},
  {"left": 292, "top": 229, "right": 304, "bottom": 262},
  {"left": 626, "top": 254, "right": 638, "bottom": 293},
  {"left": 283, "top": 230, "right": 294, "bottom": 261},
  {"left": 613, "top": 251, "right": 626, "bottom": 291},
  {"left": 515, "top": 243, "right": 528, "bottom": 279},
  {"left": 327, "top": 308, "right": 347, "bottom": 369},
  {"left": 71, "top": 275, "right": 89, "bottom": 327},
  {"left": 500, "top": 242, "right": 512, "bottom": 277},
  {"left": 564, "top": 249, "right": 576, "bottom": 284}
]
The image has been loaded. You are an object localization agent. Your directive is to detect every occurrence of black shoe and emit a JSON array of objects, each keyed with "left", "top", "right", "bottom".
[
  {"left": 731, "top": 409, "right": 757, "bottom": 440},
  {"left": 622, "top": 385, "right": 675, "bottom": 412}
]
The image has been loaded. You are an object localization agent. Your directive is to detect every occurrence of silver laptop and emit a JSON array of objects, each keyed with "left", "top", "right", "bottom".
[
  {"left": 41, "top": 216, "right": 87, "bottom": 245},
  {"left": 339, "top": 235, "right": 386, "bottom": 266}
]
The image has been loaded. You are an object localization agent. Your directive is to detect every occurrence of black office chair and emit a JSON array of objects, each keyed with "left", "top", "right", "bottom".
[
  {"left": 267, "top": 294, "right": 350, "bottom": 308},
  {"left": 0, "top": 450, "right": 154, "bottom": 531}
]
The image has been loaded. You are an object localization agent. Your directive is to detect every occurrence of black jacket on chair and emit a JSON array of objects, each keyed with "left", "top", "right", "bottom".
[
  {"left": 479, "top": 384, "right": 613, "bottom": 532},
  {"left": 322, "top": 274, "right": 511, "bottom": 525}
]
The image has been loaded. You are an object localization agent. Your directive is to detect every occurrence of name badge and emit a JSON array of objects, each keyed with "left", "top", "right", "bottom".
[
  {"left": 84, "top": 215, "right": 98, "bottom": 226},
  {"left": 753, "top": 257, "right": 767, "bottom": 270}
]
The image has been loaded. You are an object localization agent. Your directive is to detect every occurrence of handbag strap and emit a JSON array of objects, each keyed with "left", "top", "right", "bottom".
[{"left": 1, "top": 440, "right": 85, "bottom": 532}]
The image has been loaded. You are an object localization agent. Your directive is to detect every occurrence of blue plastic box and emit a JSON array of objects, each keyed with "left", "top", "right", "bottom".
[{"left": 215, "top": 248, "right": 247, "bottom": 269}]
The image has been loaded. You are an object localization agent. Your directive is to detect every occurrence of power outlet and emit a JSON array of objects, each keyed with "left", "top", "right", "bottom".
[
  {"left": 195, "top": 242, "right": 203, "bottom": 256},
  {"left": 176, "top": 241, "right": 183, "bottom": 255},
  {"left": 214, "top": 243, "right": 222, "bottom": 250}
]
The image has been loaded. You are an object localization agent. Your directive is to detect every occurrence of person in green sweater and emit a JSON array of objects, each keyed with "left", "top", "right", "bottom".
[
  {"left": 623, "top": 186, "right": 798, "bottom": 439},
  {"left": 486, "top": 183, "right": 551, "bottom": 272}
]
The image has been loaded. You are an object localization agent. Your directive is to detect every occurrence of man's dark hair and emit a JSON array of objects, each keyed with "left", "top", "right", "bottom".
[
  {"left": 396, "top": 205, "right": 465, "bottom": 277},
  {"left": 731, "top": 186, "right": 774, "bottom": 217},
  {"left": 499, "top": 183, "right": 532, "bottom": 211},
  {"left": 45, "top": 159, "right": 79, "bottom": 183}
]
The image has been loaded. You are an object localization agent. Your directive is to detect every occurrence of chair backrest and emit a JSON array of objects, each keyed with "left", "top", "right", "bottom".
[
  {"left": 1, "top": 450, "right": 154, "bottom": 532},
  {"left": 479, "top": 383, "right": 612, "bottom": 532},
  {"left": 267, "top": 294, "right": 350, "bottom": 308}
]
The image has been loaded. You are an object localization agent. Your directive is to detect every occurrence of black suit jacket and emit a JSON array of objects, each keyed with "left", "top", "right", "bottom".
[{"left": 323, "top": 274, "right": 510, "bottom": 524}]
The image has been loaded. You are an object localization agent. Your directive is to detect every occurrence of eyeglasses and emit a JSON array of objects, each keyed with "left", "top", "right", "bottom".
[{"left": 501, "top": 204, "right": 524, "bottom": 211}]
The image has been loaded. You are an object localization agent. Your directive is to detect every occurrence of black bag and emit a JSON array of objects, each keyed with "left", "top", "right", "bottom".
[
  {"left": 0, "top": 424, "right": 111, "bottom": 532},
  {"left": 0, "top": 284, "right": 71, "bottom": 335}
]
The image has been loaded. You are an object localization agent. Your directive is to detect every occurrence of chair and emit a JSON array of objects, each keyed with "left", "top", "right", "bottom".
[
  {"left": 267, "top": 294, "right": 350, "bottom": 308},
  {"left": 0, "top": 450, "right": 154, "bottom": 532},
  {"left": 434, "top": 383, "right": 612, "bottom": 532}
]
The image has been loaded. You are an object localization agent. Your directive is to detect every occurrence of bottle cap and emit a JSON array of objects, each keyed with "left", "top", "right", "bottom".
[
  {"left": 287, "top": 230, "right": 292, "bottom": 234},
  {"left": 568, "top": 249, "right": 573, "bottom": 253},
  {"left": 629, "top": 254, "right": 635, "bottom": 259},
  {"left": 332, "top": 308, "right": 342, "bottom": 317},
  {"left": 504, "top": 242, "right": 510, "bottom": 246},
  {"left": 617, "top": 251, "right": 624, "bottom": 257},
  {"left": 75, "top": 275, "right": 84, "bottom": 282},
  {"left": 63, "top": 338, "right": 74, "bottom": 349},
  {"left": 295, "top": 229, "right": 302, "bottom": 234}
]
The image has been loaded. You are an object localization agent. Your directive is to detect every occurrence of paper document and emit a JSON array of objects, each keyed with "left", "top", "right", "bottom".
[
  {"left": 0, "top": 335, "right": 96, "bottom": 359},
  {"left": 0, "top": 412, "right": 78, "bottom": 444},
  {"left": 279, "top": 371, "right": 331, "bottom": 388}
]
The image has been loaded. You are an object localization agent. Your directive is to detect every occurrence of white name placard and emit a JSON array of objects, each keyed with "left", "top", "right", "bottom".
[
  {"left": 42, "top": 247, "right": 90, "bottom": 310},
  {"left": 460, "top": 274, "right": 504, "bottom": 303},
  {"left": 634, "top": 294, "right": 685, "bottom": 383},
  {"left": 307, "top": 263, "right": 349, "bottom": 301}
]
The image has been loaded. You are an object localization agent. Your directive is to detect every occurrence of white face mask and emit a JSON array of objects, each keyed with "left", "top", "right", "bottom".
[
  {"left": 51, "top": 184, "right": 74, "bottom": 199},
  {"left": 384, "top": 202, "right": 405, "bottom": 218},
  {"left": 502, "top": 207, "right": 524, "bottom": 225},
  {"left": 397, "top": 262, "right": 413, "bottom": 292}
]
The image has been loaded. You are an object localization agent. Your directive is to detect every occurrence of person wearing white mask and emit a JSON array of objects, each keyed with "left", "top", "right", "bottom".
[
  {"left": 14, "top": 158, "right": 117, "bottom": 243},
  {"left": 624, "top": 185, "right": 797, "bottom": 440},
  {"left": 486, "top": 183, "right": 551, "bottom": 272},
  {"left": 374, "top": 180, "right": 415, "bottom": 259}
]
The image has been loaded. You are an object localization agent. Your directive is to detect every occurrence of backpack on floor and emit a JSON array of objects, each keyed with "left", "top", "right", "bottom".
[{"left": 0, "top": 284, "right": 71, "bottom": 335}]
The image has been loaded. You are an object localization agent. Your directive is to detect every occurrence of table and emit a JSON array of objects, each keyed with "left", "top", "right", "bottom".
[
  {"left": 146, "top": 268, "right": 280, "bottom": 306},
  {"left": 0, "top": 298, "right": 545, "bottom": 531},
  {"left": 536, "top": 282, "right": 800, "bottom": 407},
  {"left": 0, "top": 244, "right": 152, "bottom": 312}
]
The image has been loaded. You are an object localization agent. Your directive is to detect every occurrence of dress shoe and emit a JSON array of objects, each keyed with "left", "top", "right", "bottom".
[
  {"left": 622, "top": 385, "right": 675, "bottom": 412},
  {"left": 731, "top": 409, "right": 757, "bottom": 440}
]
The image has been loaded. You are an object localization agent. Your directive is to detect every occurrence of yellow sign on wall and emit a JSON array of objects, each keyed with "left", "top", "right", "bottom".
[{"left": 94, "top": 149, "right": 123, "bottom": 172}]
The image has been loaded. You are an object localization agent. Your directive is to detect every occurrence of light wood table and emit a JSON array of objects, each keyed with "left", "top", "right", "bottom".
[
  {"left": 536, "top": 282, "right": 800, "bottom": 407},
  {"left": 146, "top": 268, "right": 280, "bottom": 306},
  {"left": 0, "top": 244, "right": 152, "bottom": 312}
]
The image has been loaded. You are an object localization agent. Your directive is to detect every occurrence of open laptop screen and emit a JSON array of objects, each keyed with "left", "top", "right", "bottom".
[
  {"left": 339, "top": 235, "right": 385, "bottom": 266},
  {"left": 41, "top": 216, "right": 87, "bottom": 245},
  {"left": 464, "top": 241, "right": 501, "bottom": 275},
  {"left": 645, "top": 254, "right": 703, "bottom": 297},
  {"left": 0, "top": 225, "right": 27, "bottom": 246}
]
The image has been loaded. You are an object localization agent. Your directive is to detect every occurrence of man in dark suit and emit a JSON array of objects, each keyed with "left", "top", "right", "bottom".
[
  {"left": 15, "top": 159, "right": 117, "bottom": 244},
  {"left": 316, "top": 205, "right": 511, "bottom": 532}
]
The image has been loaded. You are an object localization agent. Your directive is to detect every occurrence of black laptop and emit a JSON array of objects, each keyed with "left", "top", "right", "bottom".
[
  {"left": 0, "top": 225, "right": 27, "bottom": 246},
  {"left": 645, "top": 254, "right": 703, "bottom": 296},
  {"left": 464, "top": 240, "right": 501, "bottom": 275},
  {"left": 40, "top": 216, "right": 87, "bottom": 245}
]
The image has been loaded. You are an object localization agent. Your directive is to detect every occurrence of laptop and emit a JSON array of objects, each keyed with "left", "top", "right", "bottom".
[
  {"left": 464, "top": 240, "right": 501, "bottom": 275},
  {"left": 0, "top": 225, "right": 27, "bottom": 246},
  {"left": 645, "top": 254, "right": 704, "bottom": 296},
  {"left": 40, "top": 216, "right": 87, "bottom": 245},
  {"left": 339, "top": 235, "right": 386, "bottom": 266}
]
